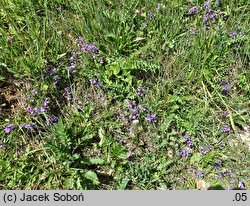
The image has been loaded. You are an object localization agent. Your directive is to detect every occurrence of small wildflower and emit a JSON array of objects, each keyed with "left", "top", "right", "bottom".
[
  {"left": 24, "top": 123, "right": 35, "bottom": 130},
  {"left": 4, "top": 124, "right": 15, "bottom": 134},
  {"left": 129, "top": 113, "right": 137, "bottom": 120},
  {"left": 96, "top": 81, "right": 102, "bottom": 87},
  {"left": 54, "top": 76, "right": 61, "bottom": 84},
  {"left": 119, "top": 112, "right": 125, "bottom": 119},
  {"left": 201, "top": 145, "right": 212, "bottom": 154},
  {"left": 194, "top": 170, "right": 204, "bottom": 178},
  {"left": 148, "top": 10, "right": 155, "bottom": 20},
  {"left": 203, "top": 0, "right": 211, "bottom": 9},
  {"left": 145, "top": 113, "right": 157, "bottom": 123},
  {"left": 183, "top": 133, "right": 193, "bottom": 147},
  {"left": 220, "top": 125, "right": 231, "bottom": 133},
  {"left": 222, "top": 85, "right": 230, "bottom": 94},
  {"left": 180, "top": 149, "right": 190, "bottom": 157},
  {"left": 238, "top": 181, "right": 245, "bottom": 189},
  {"left": 43, "top": 98, "right": 50, "bottom": 107},
  {"left": 215, "top": 1, "right": 220, "bottom": 7},
  {"left": 137, "top": 87, "right": 145, "bottom": 96},
  {"left": 49, "top": 67, "right": 57, "bottom": 76},
  {"left": 7, "top": 36, "right": 13, "bottom": 43},
  {"left": 224, "top": 112, "right": 229, "bottom": 119},
  {"left": 77, "top": 37, "right": 100, "bottom": 58},
  {"left": 31, "top": 90, "right": 37, "bottom": 95},
  {"left": 230, "top": 32, "right": 237, "bottom": 39},
  {"left": 40, "top": 107, "right": 47, "bottom": 113},
  {"left": 100, "top": 59, "right": 104, "bottom": 65},
  {"left": 90, "top": 78, "right": 97, "bottom": 85},
  {"left": 49, "top": 116, "right": 58, "bottom": 124},
  {"left": 64, "top": 87, "right": 73, "bottom": 101},
  {"left": 188, "top": 6, "right": 199, "bottom": 16},
  {"left": 126, "top": 102, "right": 134, "bottom": 109},
  {"left": 214, "top": 160, "right": 222, "bottom": 169},
  {"left": 33, "top": 107, "right": 39, "bottom": 115}
]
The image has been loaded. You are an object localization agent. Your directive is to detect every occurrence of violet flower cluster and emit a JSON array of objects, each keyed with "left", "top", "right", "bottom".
[
  {"left": 188, "top": 6, "right": 199, "bottom": 16},
  {"left": 64, "top": 87, "right": 73, "bottom": 101},
  {"left": 89, "top": 78, "right": 102, "bottom": 87},
  {"left": 76, "top": 37, "right": 100, "bottom": 59},
  {"left": 200, "top": 144, "right": 212, "bottom": 154},
  {"left": 220, "top": 125, "right": 231, "bottom": 133}
]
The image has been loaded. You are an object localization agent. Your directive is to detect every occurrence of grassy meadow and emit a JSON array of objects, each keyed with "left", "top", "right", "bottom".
[{"left": 0, "top": 0, "right": 249, "bottom": 189}]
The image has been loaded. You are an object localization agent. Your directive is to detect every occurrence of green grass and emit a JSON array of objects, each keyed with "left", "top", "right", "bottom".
[{"left": 0, "top": 0, "right": 249, "bottom": 190}]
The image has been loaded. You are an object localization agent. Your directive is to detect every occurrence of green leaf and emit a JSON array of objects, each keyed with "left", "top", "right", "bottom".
[
  {"left": 190, "top": 153, "right": 202, "bottom": 164},
  {"left": 57, "top": 53, "right": 67, "bottom": 60},
  {"left": 117, "top": 176, "right": 130, "bottom": 190},
  {"left": 88, "top": 158, "right": 104, "bottom": 165},
  {"left": 84, "top": 171, "right": 99, "bottom": 185},
  {"left": 98, "top": 128, "right": 106, "bottom": 146}
]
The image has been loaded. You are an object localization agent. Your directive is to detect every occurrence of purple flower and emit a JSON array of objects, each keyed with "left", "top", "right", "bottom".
[
  {"left": 180, "top": 149, "right": 190, "bottom": 157},
  {"left": 214, "top": 160, "right": 222, "bottom": 169},
  {"left": 33, "top": 107, "right": 39, "bottom": 115},
  {"left": 64, "top": 87, "right": 73, "bottom": 101},
  {"left": 183, "top": 133, "right": 193, "bottom": 147},
  {"left": 77, "top": 37, "right": 100, "bottom": 58},
  {"left": 201, "top": 145, "right": 212, "bottom": 154},
  {"left": 100, "top": 59, "right": 104, "bottom": 65},
  {"left": 119, "top": 112, "right": 125, "bottom": 119},
  {"left": 40, "top": 107, "right": 47, "bottom": 113},
  {"left": 96, "top": 81, "right": 102, "bottom": 87},
  {"left": 89, "top": 78, "right": 102, "bottom": 87},
  {"left": 230, "top": 179, "right": 235, "bottom": 184},
  {"left": 215, "top": 1, "right": 220, "bottom": 6},
  {"left": 129, "top": 113, "right": 137, "bottom": 120},
  {"left": 187, "top": 140, "right": 193, "bottom": 147},
  {"left": 43, "top": 98, "right": 50, "bottom": 107},
  {"left": 90, "top": 78, "right": 97, "bottom": 85},
  {"left": 194, "top": 170, "right": 204, "bottom": 178},
  {"left": 224, "top": 112, "right": 229, "bottom": 119},
  {"left": 238, "top": 181, "right": 245, "bottom": 189},
  {"left": 230, "top": 32, "right": 237, "bottom": 39},
  {"left": 49, "top": 67, "right": 57, "bottom": 76},
  {"left": 220, "top": 125, "right": 231, "bottom": 133},
  {"left": 188, "top": 6, "right": 199, "bottom": 16},
  {"left": 145, "top": 113, "right": 157, "bottom": 123},
  {"left": 7, "top": 36, "right": 13, "bottom": 43},
  {"left": 54, "top": 76, "right": 61, "bottom": 84},
  {"left": 31, "top": 90, "right": 37, "bottom": 95},
  {"left": 130, "top": 107, "right": 138, "bottom": 113},
  {"left": 222, "top": 83, "right": 230, "bottom": 94},
  {"left": 4, "top": 124, "right": 15, "bottom": 134},
  {"left": 49, "top": 116, "right": 58, "bottom": 124},
  {"left": 137, "top": 87, "right": 145, "bottom": 96},
  {"left": 24, "top": 123, "right": 35, "bottom": 130},
  {"left": 148, "top": 10, "right": 155, "bottom": 20},
  {"left": 28, "top": 107, "right": 39, "bottom": 115},
  {"left": 127, "top": 102, "right": 133, "bottom": 108},
  {"left": 203, "top": 0, "right": 211, "bottom": 9}
]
